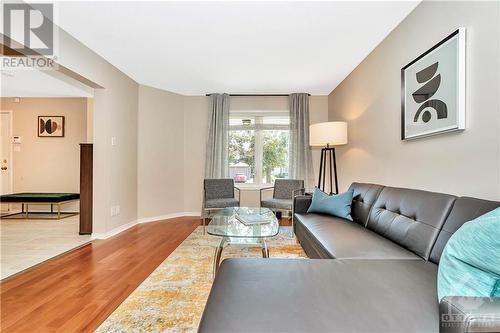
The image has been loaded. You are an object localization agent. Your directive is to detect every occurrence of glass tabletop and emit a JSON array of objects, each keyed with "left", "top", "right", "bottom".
[{"left": 206, "top": 207, "right": 279, "bottom": 238}]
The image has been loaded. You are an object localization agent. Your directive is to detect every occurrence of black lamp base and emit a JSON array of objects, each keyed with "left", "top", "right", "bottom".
[{"left": 317, "top": 147, "right": 339, "bottom": 195}]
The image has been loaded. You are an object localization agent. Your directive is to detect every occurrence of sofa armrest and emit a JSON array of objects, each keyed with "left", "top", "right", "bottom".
[
  {"left": 293, "top": 195, "right": 312, "bottom": 214},
  {"left": 439, "top": 296, "right": 500, "bottom": 333}
]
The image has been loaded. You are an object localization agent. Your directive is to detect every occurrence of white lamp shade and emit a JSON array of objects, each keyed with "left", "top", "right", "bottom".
[{"left": 309, "top": 121, "right": 348, "bottom": 147}]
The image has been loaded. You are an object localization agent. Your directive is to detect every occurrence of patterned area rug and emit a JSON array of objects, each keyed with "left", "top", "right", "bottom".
[{"left": 97, "top": 226, "right": 306, "bottom": 333}]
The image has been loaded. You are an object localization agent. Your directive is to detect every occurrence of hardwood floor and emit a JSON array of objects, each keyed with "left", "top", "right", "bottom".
[
  {"left": 0, "top": 216, "right": 292, "bottom": 333},
  {"left": 0, "top": 217, "right": 200, "bottom": 333}
]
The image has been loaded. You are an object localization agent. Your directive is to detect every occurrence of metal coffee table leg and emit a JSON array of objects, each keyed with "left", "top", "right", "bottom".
[
  {"left": 261, "top": 239, "right": 269, "bottom": 258},
  {"left": 213, "top": 237, "right": 270, "bottom": 279},
  {"left": 213, "top": 237, "right": 225, "bottom": 278}
]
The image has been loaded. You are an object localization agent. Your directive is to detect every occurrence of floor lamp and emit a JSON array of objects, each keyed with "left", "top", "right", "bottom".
[{"left": 309, "top": 122, "right": 348, "bottom": 195}]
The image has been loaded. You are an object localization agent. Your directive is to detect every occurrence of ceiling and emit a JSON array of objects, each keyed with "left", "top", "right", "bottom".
[
  {"left": 1, "top": 70, "right": 93, "bottom": 97},
  {"left": 58, "top": 1, "right": 419, "bottom": 95}
]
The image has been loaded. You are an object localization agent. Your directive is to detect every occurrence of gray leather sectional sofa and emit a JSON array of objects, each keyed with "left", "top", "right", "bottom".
[{"left": 198, "top": 183, "right": 500, "bottom": 333}]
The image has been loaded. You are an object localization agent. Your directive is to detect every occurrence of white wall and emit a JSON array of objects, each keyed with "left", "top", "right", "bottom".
[
  {"left": 183, "top": 96, "right": 210, "bottom": 214},
  {"left": 137, "top": 85, "right": 185, "bottom": 219},
  {"left": 56, "top": 29, "right": 139, "bottom": 234},
  {"left": 309, "top": 96, "right": 330, "bottom": 190},
  {"left": 328, "top": 0, "right": 500, "bottom": 200}
]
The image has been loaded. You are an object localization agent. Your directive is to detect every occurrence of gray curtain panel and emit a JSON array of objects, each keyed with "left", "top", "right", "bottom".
[
  {"left": 289, "top": 93, "right": 314, "bottom": 189},
  {"left": 205, "top": 93, "right": 230, "bottom": 178}
]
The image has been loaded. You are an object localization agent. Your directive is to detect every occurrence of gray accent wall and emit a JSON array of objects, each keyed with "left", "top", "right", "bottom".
[{"left": 328, "top": 1, "right": 500, "bottom": 200}]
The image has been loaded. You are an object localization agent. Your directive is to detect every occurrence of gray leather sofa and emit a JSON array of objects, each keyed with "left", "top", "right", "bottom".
[{"left": 199, "top": 183, "right": 500, "bottom": 333}]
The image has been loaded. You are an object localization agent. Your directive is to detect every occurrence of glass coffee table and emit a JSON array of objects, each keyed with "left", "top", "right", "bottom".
[{"left": 207, "top": 207, "right": 279, "bottom": 276}]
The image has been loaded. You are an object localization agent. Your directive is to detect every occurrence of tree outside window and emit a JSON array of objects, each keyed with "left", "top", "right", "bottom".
[
  {"left": 228, "top": 113, "right": 289, "bottom": 185},
  {"left": 262, "top": 130, "right": 288, "bottom": 183}
]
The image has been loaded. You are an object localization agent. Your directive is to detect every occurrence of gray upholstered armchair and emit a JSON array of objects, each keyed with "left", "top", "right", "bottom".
[
  {"left": 203, "top": 179, "right": 240, "bottom": 233},
  {"left": 260, "top": 179, "right": 304, "bottom": 225}
]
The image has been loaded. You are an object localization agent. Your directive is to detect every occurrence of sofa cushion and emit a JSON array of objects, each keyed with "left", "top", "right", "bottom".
[
  {"left": 307, "top": 188, "right": 354, "bottom": 221},
  {"left": 429, "top": 197, "right": 500, "bottom": 264},
  {"left": 294, "top": 216, "right": 334, "bottom": 259},
  {"left": 437, "top": 207, "right": 500, "bottom": 301},
  {"left": 199, "top": 258, "right": 439, "bottom": 333},
  {"left": 294, "top": 213, "right": 420, "bottom": 260},
  {"left": 348, "top": 182, "right": 385, "bottom": 226},
  {"left": 367, "top": 186, "right": 456, "bottom": 260}
]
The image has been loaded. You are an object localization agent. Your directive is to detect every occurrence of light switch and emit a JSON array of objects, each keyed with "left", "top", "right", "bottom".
[
  {"left": 110, "top": 205, "right": 121, "bottom": 216},
  {"left": 111, "top": 137, "right": 117, "bottom": 146}
]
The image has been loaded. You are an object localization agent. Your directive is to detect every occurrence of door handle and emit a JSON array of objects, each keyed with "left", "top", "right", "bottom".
[{"left": 1, "top": 167, "right": 7, "bottom": 170}]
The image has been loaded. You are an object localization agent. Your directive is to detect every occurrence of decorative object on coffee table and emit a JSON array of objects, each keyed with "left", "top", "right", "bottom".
[
  {"left": 401, "top": 28, "right": 465, "bottom": 140},
  {"left": 309, "top": 121, "right": 348, "bottom": 194}
]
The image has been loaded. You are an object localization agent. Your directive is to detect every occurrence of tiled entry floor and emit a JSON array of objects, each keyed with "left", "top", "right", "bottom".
[{"left": 0, "top": 215, "right": 91, "bottom": 279}]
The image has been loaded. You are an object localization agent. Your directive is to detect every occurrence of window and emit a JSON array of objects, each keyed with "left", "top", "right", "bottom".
[{"left": 228, "top": 111, "right": 289, "bottom": 185}]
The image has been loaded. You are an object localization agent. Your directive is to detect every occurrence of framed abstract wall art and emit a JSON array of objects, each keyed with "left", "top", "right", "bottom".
[
  {"left": 38, "top": 116, "right": 65, "bottom": 137},
  {"left": 401, "top": 28, "right": 465, "bottom": 140}
]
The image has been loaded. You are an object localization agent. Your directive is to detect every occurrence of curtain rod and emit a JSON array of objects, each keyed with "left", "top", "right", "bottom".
[{"left": 205, "top": 93, "right": 311, "bottom": 97}]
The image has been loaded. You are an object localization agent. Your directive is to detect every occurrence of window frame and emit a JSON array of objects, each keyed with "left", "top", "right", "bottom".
[{"left": 229, "top": 111, "right": 290, "bottom": 185}]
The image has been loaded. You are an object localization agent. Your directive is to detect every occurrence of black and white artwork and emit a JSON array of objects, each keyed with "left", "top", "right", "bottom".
[{"left": 401, "top": 28, "right": 465, "bottom": 140}]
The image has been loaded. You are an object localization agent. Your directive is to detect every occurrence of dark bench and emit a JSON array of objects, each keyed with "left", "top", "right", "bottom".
[{"left": 1, "top": 192, "right": 80, "bottom": 219}]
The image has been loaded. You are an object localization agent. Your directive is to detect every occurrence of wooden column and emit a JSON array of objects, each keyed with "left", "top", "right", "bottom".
[{"left": 79, "top": 143, "right": 93, "bottom": 235}]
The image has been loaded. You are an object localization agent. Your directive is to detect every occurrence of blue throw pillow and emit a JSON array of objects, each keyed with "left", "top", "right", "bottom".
[
  {"left": 437, "top": 207, "right": 500, "bottom": 301},
  {"left": 307, "top": 188, "right": 354, "bottom": 221}
]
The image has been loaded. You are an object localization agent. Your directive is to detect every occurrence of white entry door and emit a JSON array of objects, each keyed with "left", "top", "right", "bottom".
[{"left": 0, "top": 111, "right": 13, "bottom": 199}]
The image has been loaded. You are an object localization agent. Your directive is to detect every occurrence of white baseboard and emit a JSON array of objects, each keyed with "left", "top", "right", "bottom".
[
  {"left": 91, "top": 219, "right": 138, "bottom": 240},
  {"left": 91, "top": 212, "right": 202, "bottom": 240},
  {"left": 137, "top": 212, "right": 201, "bottom": 224},
  {"left": 183, "top": 211, "right": 202, "bottom": 217}
]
